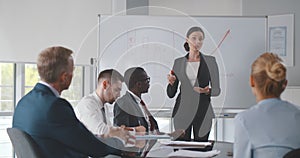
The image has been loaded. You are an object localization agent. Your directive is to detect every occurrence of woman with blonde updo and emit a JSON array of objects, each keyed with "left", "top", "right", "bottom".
[{"left": 234, "top": 52, "right": 300, "bottom": 158}]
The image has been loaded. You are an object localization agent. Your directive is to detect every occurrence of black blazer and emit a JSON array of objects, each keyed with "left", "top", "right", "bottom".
[
  {"left": 13, "top": 83, "right": 123, "bottom": 158},
  {"left": 114, "top": 92, "right": 159, "bottom": 132},
  {"left": 167, "top": 53, "right": 220, "bottom": 120}
]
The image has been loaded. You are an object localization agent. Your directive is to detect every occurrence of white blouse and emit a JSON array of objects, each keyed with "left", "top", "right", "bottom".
[{"left": 186, "top": 61, "right": 200, "bottom": 86}]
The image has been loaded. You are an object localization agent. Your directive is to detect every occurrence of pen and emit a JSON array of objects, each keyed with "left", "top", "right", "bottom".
[
  {"left": 138, "top": 120, "right": 141, "bottom": 126},
  {"left": 170, "top": 70, "right": 175, "bottom": 75},
  {"left": 124, "top": 127, "right": 134, "bottom": 131}
]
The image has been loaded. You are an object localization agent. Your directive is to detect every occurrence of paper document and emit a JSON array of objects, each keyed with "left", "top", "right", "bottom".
[
  {"left": 160, "top": 140, "right": 212, "bottom": 147},
  {"left": 168, "top": 149, "right": 220, "bottom": 157},
  {"left": 135, "top": 134, "right": 171, "bottom": 140}
]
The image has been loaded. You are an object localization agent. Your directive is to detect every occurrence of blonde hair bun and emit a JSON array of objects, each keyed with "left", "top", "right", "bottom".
[
  {"left": 251, "top": 52, "right": 287, "bottom": 97},
  {"left": 266, "top": 62, "right": 286, "bottom": 82}
]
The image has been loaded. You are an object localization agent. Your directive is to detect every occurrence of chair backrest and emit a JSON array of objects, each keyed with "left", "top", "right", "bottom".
[
  {"left": 284, "top": 148, "right": 300, "bottom": 158},
  {"left": 252, "top": 145, "right": 294, "bottom": 158},
  {"left": 7, "top": 128, "right": 43, "bottom": 158}
]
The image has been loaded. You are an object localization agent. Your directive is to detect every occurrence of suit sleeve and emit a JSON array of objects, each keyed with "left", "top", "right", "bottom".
[
  {"left": 113, "top": 102, "right": 130, "bottom": 127},
  {"left": 209, "top": 57, "right": 221, "bottom": 96},
  {"left": 167, "top": 60, "right": 179, "bottom": 98},
  {"left": 151, "top": 116, "right": 159, "bottom": 131},
  {"left": 48, "top": 98, "right": 123, "bottom": 157},
  {"left": 234, "top": 114, "right": 252, "bottom": 158}
]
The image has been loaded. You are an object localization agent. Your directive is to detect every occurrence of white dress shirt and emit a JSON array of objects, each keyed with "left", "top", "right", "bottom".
[
  {"left": 39, "top": 81, "right": 60, "bottom": 97},
  {"left": 234, "top": 98, "right": 300, "bottom": 158},
  {"left": 75, "top": 91, "right": 110, "bottom": 135}
]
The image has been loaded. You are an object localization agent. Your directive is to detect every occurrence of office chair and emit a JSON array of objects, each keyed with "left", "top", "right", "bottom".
[
  {"left": 7, "top": 128, "right": 43, "bottom": 158},
  {"left": 284, "top": 148, "right": 300, "bottom": 158},
  {"left": 252, "top": 145, "right": 294, "bottom": 158}
]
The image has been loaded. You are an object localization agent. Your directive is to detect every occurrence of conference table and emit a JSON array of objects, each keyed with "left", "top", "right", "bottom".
[{"left": 120, "top": 140, "right": 233, "bottom": 158}]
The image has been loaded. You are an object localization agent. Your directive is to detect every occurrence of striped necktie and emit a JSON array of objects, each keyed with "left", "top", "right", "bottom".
[{"left": 101, "top": 107, "right": 107, "bottom": 124}]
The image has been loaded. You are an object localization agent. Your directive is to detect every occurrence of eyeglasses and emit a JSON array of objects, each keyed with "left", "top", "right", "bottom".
[{"left": 138, "top": 77, "right": 150, "bottom": 83}]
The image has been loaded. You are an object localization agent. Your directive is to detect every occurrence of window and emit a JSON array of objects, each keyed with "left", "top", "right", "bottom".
[
  {"left": 0, "top": 63, "right": 14, "bottom": 112},
  {"left": 24, "top": 64, "right": 84, "bottom": 106},
  {"left": 0, "top": 63, "right": 14, "bottom": 158},
  {"left": 24, "top": 64, "right": 39, "bottom": 94},
  {"left": 61, "top": 66, "right": 83, "bottom": 106}
]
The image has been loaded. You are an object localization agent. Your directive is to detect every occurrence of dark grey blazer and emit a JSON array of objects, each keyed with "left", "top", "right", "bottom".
[{"left": 114, "top": 92, "right": 159, "bottom": 132}]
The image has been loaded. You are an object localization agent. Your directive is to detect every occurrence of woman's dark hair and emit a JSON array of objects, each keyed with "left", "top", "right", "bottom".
[{"left": 184, "top": 26, "right": 205, "bottom": 51}]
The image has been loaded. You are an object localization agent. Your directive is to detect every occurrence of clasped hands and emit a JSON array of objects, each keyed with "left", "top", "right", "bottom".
[
  {"left": 193, "top": 86, "right": 210, "bottom": 94},
  {"left": 168, "top": 71, "right": 210, "bottom": 94}
]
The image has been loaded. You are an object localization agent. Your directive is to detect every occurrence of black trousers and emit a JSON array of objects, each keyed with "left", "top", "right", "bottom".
[
  {"left": 175, "top": 125, "right": 210, "bottom": 142},
  {"left": 174, "top": 111, "right": 211, "bottom": 142}
]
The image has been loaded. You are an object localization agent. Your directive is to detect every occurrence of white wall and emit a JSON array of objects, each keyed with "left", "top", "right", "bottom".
[
  {"left": 149, "top": 0, "right": 242, "bottom": 16},
  {"left": 0, "top": 0, "right": 243, "bottom": 65},
  {"left": 0, "top": 0, "right": 111, "bottom": 65},
  {"left": 281, "top": 87, "right": 300, "bottom": 106}
]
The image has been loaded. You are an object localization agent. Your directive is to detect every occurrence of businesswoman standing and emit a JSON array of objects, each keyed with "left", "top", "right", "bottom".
[
  {"left": 167, "top": 26, "right": 221, "bottom": 141},
  {"left": 234, "top": 52, "right": 300, "bottom": 158}
]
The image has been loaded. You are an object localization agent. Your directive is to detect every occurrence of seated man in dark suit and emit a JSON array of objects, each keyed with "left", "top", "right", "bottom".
[
  {"left": 12, "top": 46, "right": 132, "bottom": 158},
  {"left": 114, "top": 67, "right": 184, "bottom": 137}
]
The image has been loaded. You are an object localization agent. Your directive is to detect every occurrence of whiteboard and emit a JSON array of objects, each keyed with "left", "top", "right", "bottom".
[{"left": 98, "top": 15, "right": 266, "bottom": 109}]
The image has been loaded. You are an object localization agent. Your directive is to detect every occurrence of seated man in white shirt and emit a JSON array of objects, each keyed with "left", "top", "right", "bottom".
[{"left": 75, "top": 69, "right": 145, "bottom": 138}]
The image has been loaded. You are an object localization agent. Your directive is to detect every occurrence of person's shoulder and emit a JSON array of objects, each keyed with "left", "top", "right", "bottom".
[
  {"left": 83, "top": 92, "right": 96, "bottom": 99},
  {"left": 46, "top": 98, "right": 74, "bottom": 116},
  {"left": 202, "top": 53, "right": 216, "bottom": 60},
  {"left": 115, "top": 92, "right": 134, "bottom": 107},
  {"left": 114, "top": 93, "right": 128, "bottom": 106},
  {"left": 235, "top": 105, "right": 260, "bottom": 122},
  {"left": 173, "top": 56, "right": 186, "bottom": 65},
  {"left": 282, "top": 100, "right": 300, "bottom": 112},
  {"left": 234, "top": 110, "right": 252, "bottom": 129},
  {"left": 175, "top": 56, "right": 186, "bottom": 61},
  {"left": 77, "top": 93, "right": 98, "bottom": 106},
  {"left": 53, "top": 97, "right": 72, "bottom": 106}
]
